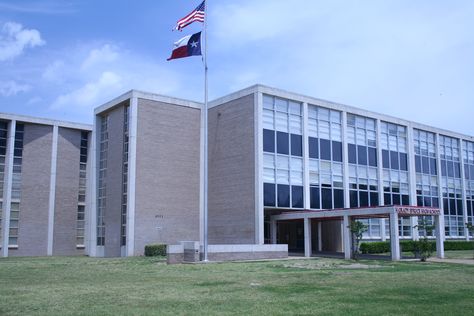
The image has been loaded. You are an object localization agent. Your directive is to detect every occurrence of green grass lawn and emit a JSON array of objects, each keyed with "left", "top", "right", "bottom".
[{"left": 1, "top": 256, "right": 474, "bottom": 316}]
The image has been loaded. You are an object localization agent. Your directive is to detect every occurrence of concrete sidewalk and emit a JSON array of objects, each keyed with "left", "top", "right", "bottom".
[{"left": 428, "top": 258, "right": 474, "bottom": 265}]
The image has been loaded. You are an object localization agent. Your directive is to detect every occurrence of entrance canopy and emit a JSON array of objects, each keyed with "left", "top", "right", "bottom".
[{"left": 269, "top": 205, "right": 444, "bottom": 261}]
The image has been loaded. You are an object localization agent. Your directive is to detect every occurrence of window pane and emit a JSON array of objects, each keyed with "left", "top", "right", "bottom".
[
  {"left": 359, "top": 191, "right": 369, "bottom": 207},
  {"left": 310, "top": 186, "right": 320, "bottom": 209},
  {"left": 263, "top": 129, "right": 275, "bottom": 153},
  {"left": 370, "top": 192, "right": 379, "bottom": 206},
  {"left": 382, "top": 150, "right": 390, "bottom": 168},
  {"left": 357, "top": 145, "right": 367, "bottom": 166},
  {"left": 332, "top": 141, "right": 342, "bottom": 162},
  {"left": 322, "top": 188, "right": 332, "bottom": 209},
  {"left": 350, "top": 190, "right": 358, "bottom": 207},
  {"left": 276, "top": 132, "right": 289, "bottom": 155},
  {"left": 292, "top": 186, "right": 304, "bottom": 208},
  {"left": 347, "top": 144, "right": 356, "bottom": 164},
  {"left": 309, "top": 137, "right": 319, "bottom": 159},
  {"left": 277, "top": 184, "right": 290, "bottom": 207},
  {"left": 422, "top": 156, "right": 429, "bottom": 174},
  {"left": 390, "top": 151, "right": 399, "bottom": 170},
  {"left": 368, "top": 147, "right": 377, "bottom": 167},
  {"left": 399, "top": 153, "right": 408, "bottom": 171},
  {"left": 291, "top": 134, "right": 302, "bottom": 157},
  {"left": 334, "top": 189, "right": 344, "bottom": 208},
  {"left": 264, "top": 183, "right": 275, "bottom": 206},
  {"left": 320, "top": 139, "right": 331, "bottom": 161},
  {"left": 415, "top": 155, "right": 421, "bottom": 173}
]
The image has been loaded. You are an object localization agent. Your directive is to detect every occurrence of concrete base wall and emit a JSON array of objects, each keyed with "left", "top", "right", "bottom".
[
  {"left": 321, "top": 220, "right": 343, "bottom": 252},
  {"left": 167, "top": 243, "right": 288, "bottom": 264}
]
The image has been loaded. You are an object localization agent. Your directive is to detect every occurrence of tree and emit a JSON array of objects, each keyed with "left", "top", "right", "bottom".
[
  {"left": 349, "top": 220, "right": 368, "bottom": 260},
  {"left": 414, "top": 217, "right": 435, "bottom": 262}
]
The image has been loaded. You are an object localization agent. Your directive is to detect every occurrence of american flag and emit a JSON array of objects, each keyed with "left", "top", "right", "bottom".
[{"left": 174, "top": 1, "right": 205, "bottom": 31}]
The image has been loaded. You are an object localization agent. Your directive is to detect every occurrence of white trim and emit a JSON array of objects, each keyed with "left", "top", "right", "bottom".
[
  {"left": 47, "top": 125, "right": 58, "bottom": 256},
  {"left": 459, "top": 140, "right": 469, "bottom": 240},
  {"left": 88, "top": 116, "right": 100, "bottom": 257},
  {"left": 95, "top": 90, "right": 202, "bottom": 115},
  {"left": 406, "top": 124, "right": 418, "bottom": 241},
  {"left": 0, "top": 112, "right": 91, "bottom": 131},
  {"left": 255, "top": 92, "right": 264, "bottom": 244},
  {"left": 1, "top": 120, "right": 15, "bottom": 257},
  {"left": 342, "top": 111, "right": 350, "bottom": 208},
  {"left": 435, "top": 133, "right": 445, "bottom": 241},
  {"left": 302, "top": 103, "right": 310, "bottom": 209},
  {"left": 126, "top": 97, "right": 138, "bottom": 256}
]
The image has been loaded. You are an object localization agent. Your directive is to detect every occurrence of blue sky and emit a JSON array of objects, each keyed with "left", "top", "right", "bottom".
[{"left": 0, "top": 1, "right": 473, "bottom": 135}]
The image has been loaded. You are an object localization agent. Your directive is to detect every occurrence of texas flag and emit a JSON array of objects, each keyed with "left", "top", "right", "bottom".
[{"left": 167, "top": 31, "right": 202, "bottom": 61}]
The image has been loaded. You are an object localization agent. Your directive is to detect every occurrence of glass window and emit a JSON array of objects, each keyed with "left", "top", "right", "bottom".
[
  {"left": 357, "top": 145, "right": 367, "bottom": 166},
  {"left": 276, "top": 132, "right": 289, "bottom": 155},
  {"left": 309, "top": 137, "right": 319, "bottom": 159},
  {"left": 348, "top": 144, "right": 357, "bottom": 164},
  {"left": 292, "top": 186, "right": 304, "bottom": 208},
  {"left": 264, "top": 183, "right": 276, "bottom": 206},
  {"left": 277, "top": 184, "right": 290, "bottom": 207},
  {"left": 320, "top": 139, "right": 331, "bottom": 161},
  {"left": 332, "top": 141, "right": 342, "bottom": 162},
  {"left": 291, "top": 134, "right": 302, "bottom": 157},
  {"left": 263, "top": 129, "right": 275, "bottom": 153}
]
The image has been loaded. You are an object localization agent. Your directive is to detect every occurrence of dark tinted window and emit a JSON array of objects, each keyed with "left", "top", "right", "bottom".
[
  {"left": 368, "top": 147, "right": 377, "bottom": 167},
  {"left": 292, "top": 186, "right": 304, "bottom": 208},
  {"left": 334, "top": 189, "right": 344, "bottom": 208},
  {"left": 382, "top": 150, "right": 390, "bottom": 168},
  {"left": 357, "top": 145, "right": 367, "bottom": 165},
  {"left": 465, "top": 164, "right": 470, "bottom": 179},
  {"left": 320, "top": 139, "right": 331, "bottom": 161},
  {"left": 422, "top": 156, "right": 429, "bottom": 174},
  {"left": 308, "top": 137, "right": 319, "bottom": 159},
  {"left": 276, "top": 132, "right": 289, "bottom": 155},
  {"left": 263, "top": 129, "right": 275, "bottom": 153},
  {"left": 390, "top": 151, "right": 399, "bottom": 170},
  {"left": 430, "top": 158, "right": 437, "bottom": 175},
  {"left": 310, "top": 187, "right": 320, "bottom": 209},
  {"left": 277, "top": 184, "right": 290, "bottom": 207},
  {"left": 291, "top": 134, "right": 302, "bottom": 157},
  {"left": 350, "top": 190, "right": 358, "bottom": 207},
  {"left": 384, "top": 193, "right": 391, "bottom": 205},
  {"left": 348, "top": 144, "right": 357, "bottom": 164},
  {"left": 359, "top": 191, "right": 369, "bottom": 207},
  {"left": 370, "top": 192, "right": 379, "bottom": 206},
  {"left": 321, "top": 188, "right": 332, "bottom": 209},
  {"left": 454, "top": 162, "right": 461, "bottom": 178},
  {"left": 415, "top": 155, "right": 421, "bottom": 172},
  {"left": 332, "top": 141, "right": 342, "bottom": 162},
  {"left": 470, "top": 165, "right": 474, "bottom": 180},
  {"left": 264, "top": 183, "right": 275, "bottom": 206},
  {"left": 393, "top": 194, "right": 401, "bottom": 205},
  {"left": 432, "top": 198, "right": 439, "bottom": 208},
  {"left": 456, "top": 199, "right": 463, "bottom": 215},
  {"left": 424, "top": 196, "right": 431, "bottom": 207},
  {"left": 399, "top": 153, "right": 408, "bottom": 171},
  {"left": 402, "top": 195, "right": 410, "bottom": 206},
  {"left": 447, "top": 161, "right": 454, "bottom": 177}
]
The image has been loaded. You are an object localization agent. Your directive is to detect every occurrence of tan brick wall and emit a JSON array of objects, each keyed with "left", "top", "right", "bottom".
[
  {"left": 134, "top": 98, "right": 201, "bottom": 256},
  {"left": 208, "top": 94, "right": 257, "bottom": 244}
]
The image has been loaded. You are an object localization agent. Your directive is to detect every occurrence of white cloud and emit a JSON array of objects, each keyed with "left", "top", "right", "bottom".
[
  {"left": 51, "top": 71, "right": 122, "bottom": 109},
  {"left": 0, "top": 80, "right": 30, "bottom": 96},
  {"left": 81, "top": 44, "right": 119, "bottom": 70},
  {"left": 42, "top": 60, "right": 65, "bottom": 82},
  {"left": 0, "top": 22, "right": 45, "bottom": 61}
]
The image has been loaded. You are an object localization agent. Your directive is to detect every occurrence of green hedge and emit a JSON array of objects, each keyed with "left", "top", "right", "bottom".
[
  {"left": 360, "top": 240, "right": 474, "bottom": 254},
  {"left": 144, "top": 244, "right": 167, "bottom": 257}
]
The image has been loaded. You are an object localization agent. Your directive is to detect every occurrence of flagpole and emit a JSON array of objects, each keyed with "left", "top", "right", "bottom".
[{"left": 203, "top": 0, "right": 209, "bottom": 262}]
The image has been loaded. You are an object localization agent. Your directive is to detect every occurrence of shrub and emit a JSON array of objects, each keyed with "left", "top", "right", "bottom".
[
  {"left": 144, "top": 244, "right": 167, "bottom": 257},
  {"left": 360, "top": 241, "right": 390, "bottom": 254},
  {"left": 360, "top": 240, "right": 473, "bottom": 254}
]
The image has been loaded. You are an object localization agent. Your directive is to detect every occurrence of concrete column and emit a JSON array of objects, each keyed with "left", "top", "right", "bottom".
[
  {"left": 88, "top": 116, "right": 99, "bottom": 257},
  {"left": 126, "top": 97, "right": 138, "bottom": 256},
  {"left": 411, "top": 216, "right": 419, "bottom": 241},
  {"left": 270, "top": 219, "right": 277, "bottom": 244},
  {"left": 459, "top": 140, "right": 469, "bottom": 240},
  {"left": 304, "top": 218, "right": 312, "bottom": 257},
  {"left": 302, "top": 102, "right": 310, "bottom": 209},
  {"left": 375, "top": 119, "right": 384, "bottom": 206},
  {"left": 1, "top": 120, "right": 15, "bottom": 257},
  {"left": 47, "top": 125, "right": 59, "bottom": 256},
  {"left": 435, "top": 133, "right": 445, "bottom": 241},
  {"left": 343, "top": 215, "right": 351, "bottom": 259},
  {"left": 435, "top": 214, "right": 445, "bottom": 259},
  {"left": 317, "top": 221, "right": 322, "bottom": 252},
  {"left": 390, "top": 211, "right": 400, "bottom": 261},
  {"left": 342, "top": 111, "right": 350, "bottom": 208},
  {"left": 380, "top": 218, "right": 387, "bottom": 241},
  {"left": 407, "top": 124, "right": 417, "bottom": 206},
  {"left": 254, "top": 92, "right": 264, "bottom": 244}
]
